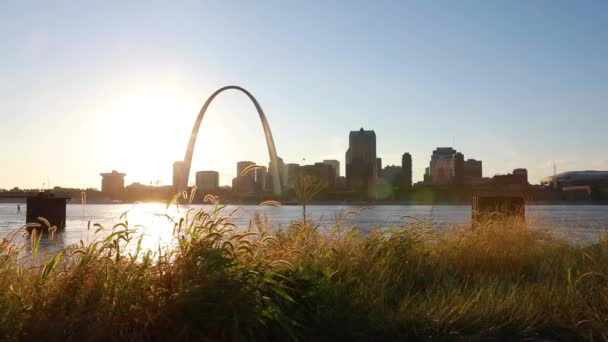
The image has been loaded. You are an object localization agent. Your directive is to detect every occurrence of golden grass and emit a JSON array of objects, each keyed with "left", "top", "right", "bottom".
[{"left": 0, "top": 199, "right": 607, "bottom": 340}]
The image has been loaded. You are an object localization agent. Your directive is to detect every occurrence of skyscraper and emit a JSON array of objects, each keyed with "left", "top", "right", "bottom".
[
  {"left": 255, "top": 165, "right": 268, "bottom": 192},
  {"left": 234, "top": 161, "right": 256, "bottom": 193},
  {"left": 345, "top": 128, "right": 377, "bottom": 194},
  {"left": 451, "top": 152, "right": 464, "bottom": 185},
  {"left": 195, "top": 171, "right": 219, "bottom": 191},
  {"left": 285, "top": 163, "right": 301, "bottom": 190},
  {"left": 173, "top": 161, "right": 187, "bottom": 192},
  {"left": 322, "top": 160, "right": 340, "bottom": 180},
  {"left": 429, "top": 148, "right": 464, "bottom": 185},
  {"left": 401, "top": 152, "right": 412, "bottom": 190},
  {"left": 268, "top": 157, "right": 286, "bottom": 188},
  {"left": 464, "top": 159, "right": 482, "bottom": 183},
  {"left": 237, "top": 161, "right": 256, "bottom": 180},
  {"left": 100, "top": 170, "right": 126, "bottom": 199}
]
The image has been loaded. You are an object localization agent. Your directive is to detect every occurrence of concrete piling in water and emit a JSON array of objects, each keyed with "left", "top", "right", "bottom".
[
  {"left": 472, "top": 193, "right": 525, "bottom": 226},
  {"left": 26, "top": 192, "right": 71, "bottom": 232}
]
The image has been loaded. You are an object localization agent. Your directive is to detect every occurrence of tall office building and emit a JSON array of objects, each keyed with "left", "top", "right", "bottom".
[
  {"left": 451, "top": 152, "right": 464, "bottom": 185},
  {"left": 195, "top": 171, "right": 219, "bottom": 191},
  {"left": 268, "top": 157, "right": 286, "bottom": 188},
  {"left": 513, "top": 168, "right": 528, "bottom": 184},
  {"left": 464, "top": 159, "right": 483, "bottom": 183},
  {"left": 255, "top": 165, "right": 268, "bottom": 192},
  {"left": 234, "top": 161, "right": 256, "bottom": 193},
  {"left": 173, "top": 161, "right": 187, "bottom": 192},
  {"left": 100, "top": 170, "right": 126, "bottom": 199},
  {"left": 237, "top": 161, "right": 256, "bottom": 180},
  {"left": 345, "top": 128, "right": 377, "bottom": 193},
  {"left": 429, "top": 148, "right": 464, "bottom": 185},
  {"left": 285, "top": 163, "right": 301, "bottom": 190},
  {"left": 300, "top": 163, "right": 336, "bottom": 189},
  {"left": 322, "top": 160, "right": 340, "bottom": 180},
  {"left": 401, "top": 153, "right": 412, "bottom": 190}
]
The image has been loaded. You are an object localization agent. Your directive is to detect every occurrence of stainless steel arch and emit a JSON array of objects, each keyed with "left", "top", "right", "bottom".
[{"left": 183, "top": 86, "right": 282, "bottom": 195}]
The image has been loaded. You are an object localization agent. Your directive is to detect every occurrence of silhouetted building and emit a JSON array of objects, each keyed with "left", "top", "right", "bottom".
[
  {"left": 300, "top": 163, "right": 336, "bottom": 189},
  {"left": 424, "top": 167, "right": 431, "bottom": 183},
  {"left": 195, "top": 171, "right": 219, "bottom": 191},
  {"left": 322, "top": 160, "right": 340, "bottom": 180},
  {"left": 401, "top": 153, "right": 412, "bottom": 191},
  {"left": 464, "top": 159, "right": 483, "bottom": 184},
  {"left": 346, "top": 128, "right": 377, "bottom": 194},
  {"left": 126, "top": 183, "right": 173, "bottom": 202},
  {"left": 492, "top": 169, "right": 529, "bottom": 188},
  {"left": 513, "top": 168, "right": 528, "bottom": 184},
  {"left": 173, "top": 161, "right": 187, "bottom": 192},
  {"left": 541, "top": 170, "right": 608, "bottom": 189},
  {"left": 234, "top": 161, "right": 256, "bottom": 193},
  {"left": 451, "top": 152, "right": 464, "bottom": 185},
  {"left": 381, "top": 165, "right": 402, "bottom": 187},
  {"left": 237, "top": 161, "right": 256, "bottom": 180},
  {"left": 376, "top": 158, "right": 382, "bottom": 177},
  {"left": 269, "top": 157, "right": 286, "bottom": 188},
  {"left": 429, "top": 148, "right": 465, "bottom": 185},
  {"left": 255, "top": 166, "right": 268, "bottom": 192},
  {"left": 286, "top": 163, "right": 301, "bottom": 189},
  {"left": 100, "top": 170, "right": 126, "bottom": 199},
  {"left": 429, "top": 148, "right": 456, "bottom": 184}
]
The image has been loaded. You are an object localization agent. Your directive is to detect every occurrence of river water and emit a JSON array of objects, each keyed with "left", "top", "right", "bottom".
[{"left": 1, "top": 203, "right": 607, "bottom": 254}]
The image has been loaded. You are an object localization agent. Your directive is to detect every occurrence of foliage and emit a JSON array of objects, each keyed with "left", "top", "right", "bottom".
[{"left": 0, "top": 198, "right": 607, "bottom": 340}]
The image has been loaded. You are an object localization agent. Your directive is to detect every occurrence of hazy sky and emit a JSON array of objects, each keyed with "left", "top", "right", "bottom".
[{"left": 1, "top": 1, "right": 606, "bottom": 189}]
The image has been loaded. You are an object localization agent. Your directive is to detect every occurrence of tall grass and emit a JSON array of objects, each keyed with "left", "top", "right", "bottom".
[{"left": 0, "top": 198, "right": 607, "bottom": 340}]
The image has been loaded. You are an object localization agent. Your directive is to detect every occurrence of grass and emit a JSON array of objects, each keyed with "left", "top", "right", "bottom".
[{"left": 1, "top": 197, "right": 608, "bottom": 341}]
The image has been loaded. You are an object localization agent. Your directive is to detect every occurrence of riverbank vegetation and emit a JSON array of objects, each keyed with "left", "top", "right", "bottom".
[{"left": 0, "top": 198, "right": 607, "bottom": 340}]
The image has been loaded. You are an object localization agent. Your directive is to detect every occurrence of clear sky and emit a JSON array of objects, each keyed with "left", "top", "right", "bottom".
[{"left": 1, "top": 1, "right": 606, "bottom": 189}]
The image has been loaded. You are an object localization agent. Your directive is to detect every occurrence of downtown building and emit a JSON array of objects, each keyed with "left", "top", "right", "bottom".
[
  {"left": 401, "top": 152, "right": 413, "bottom": 191},
  {"left": 427, "top": 147, "right": 464, "bottom": 185},
  {"left": 195, "top": 171, "right": 219, "bottom": 191},
  {"left": 100, "top": 170, "right": 126, "bottom": 199},
  {"left": 345, "top": 128, "right": 377, "bottom": 194}
]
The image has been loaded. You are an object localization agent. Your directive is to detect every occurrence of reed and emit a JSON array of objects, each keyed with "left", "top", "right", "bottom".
[{"left": 0, "top": 196, "right": 606, "bottom": 340}]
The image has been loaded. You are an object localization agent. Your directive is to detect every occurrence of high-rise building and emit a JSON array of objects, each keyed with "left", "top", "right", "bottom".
[
  {"left": 401, "top": 153, "right": 412, "bottom": 190},
  {"left": 195, "top": 171, "right": 219, "bottom": 191},
  {"left": 255, "top": 165, "right": 268, "bottom": 192},
  {"left": 268, "top": 157, "right": 286, "bottom": 188},
  {"left": 322, "top": 160, "right": 340, "bottom": 180},
  {"left": 285, "top": 163, "right": 301, "bottom": 189},
  {"left": 429, "top": 147, "right": 465, "bottom": 185},
  {"left": 100, "top": 170, "right": 126, "bottom": 199},
  {"left": 464, "top": 159, "right": 483, "bottom": 184},
  {"left": 237, "top": 161, "right": 256, "bottom": 180},
  {"left": 376, "top": 158, "right": 382, "bottom": 177},
  {"left": 424, "top": 167, "right": 431, "bottom": 183},
  {"left": 173, "top": 161, "right": 187, "bottom": 192},
  {"left": 451, "top": 152, "right": 464, "bottom": 184},
  {"left": 513, "top": 168, "right": 528, "bottom": 184},
  {"left": 381, "top": 165, "right": 402, "bottom": 186},
  {"left": 346, "top": 128, "right": 377, "bottom": 193},
  {"left": 234, "top": 161, "right": 256, "bottom": 193},
  {"left": 300, "top": 163, "right": 336, "bottom": 189}
]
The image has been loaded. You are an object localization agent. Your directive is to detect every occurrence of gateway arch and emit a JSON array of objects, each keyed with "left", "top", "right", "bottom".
[{"left": 175, "top": 86, "right": 282, "bottom": 195}]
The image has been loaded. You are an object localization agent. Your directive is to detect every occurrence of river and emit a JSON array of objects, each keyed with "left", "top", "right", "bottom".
[{"left": 1, "top": 203, "right": 607, "bottom": 254}]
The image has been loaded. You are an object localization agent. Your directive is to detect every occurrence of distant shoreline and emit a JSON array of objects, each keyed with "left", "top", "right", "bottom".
[{"left": 1, "top": 199, "right": 607, "bottom": 206}]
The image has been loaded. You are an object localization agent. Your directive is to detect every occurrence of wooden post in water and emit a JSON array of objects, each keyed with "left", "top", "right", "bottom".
[{"left": 26, "top": 192, "right": 71, "bottom": 232}]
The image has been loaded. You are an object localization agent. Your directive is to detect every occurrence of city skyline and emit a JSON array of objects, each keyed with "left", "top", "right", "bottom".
[{"left": 1, "top": 1, "right": 607, "bottom": 189}]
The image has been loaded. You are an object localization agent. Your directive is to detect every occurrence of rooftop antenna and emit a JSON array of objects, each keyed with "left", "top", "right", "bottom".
[{"left": 553, "top": 160, "right": 557, "bottom": 177}]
